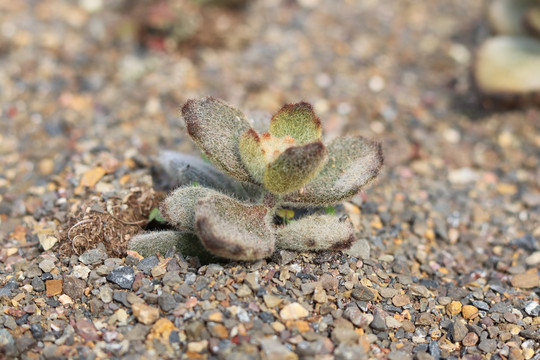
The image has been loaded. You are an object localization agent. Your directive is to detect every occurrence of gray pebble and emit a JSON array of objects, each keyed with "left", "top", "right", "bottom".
[
  {"left": 524, "top": 301, "right": 540, "bottom": 316},
  {"left": 185, "top": 273, "right": 197, "bottom": 284},
  {"left": 472, "top": 300, "right": 490, "bottom": 311},
  {"left": 296, "top": 340, "right": 326, "bottom": 357},
  {"left": 162, "top": 272, "right": 182, "bottom": 287},
  {"left": 62, "top": 275, "right": 86, "bottom": 300},
  {"left": 450, "top": 321, "right": 468, "bottom": 342},
  {"left": 158, "top": 293, "right": 176, "bottom": 312},
  {"left": 0, "top": 329, "right": 16, "bottom": 357},
  {"left": 429, "top": 340, "right": 441, "bottom": 360},
  {"left": 39, "top": 259, "right": 56, "bottom": 273},
  {"left": 206, "top": 264, "right": 224, "bottom": 276},
  {"left": 334, "top": 343, "right": 368, "bottom": 360},
  {"left": 0, "top": 281, "right": 19, "bottom": 297},
  {"left": 4, "top": 316, "right": 17, "bottom": 331},
  {"left": 106, "top": 266, "right": 135, "bottom": 289},
  {"left": 113, "top": 291, "right": 130, "bottom": 307},
  {"left": 79, "top": 247, "right": 108, "bottom": 265},
  {"left": 137, "top": 256, "right": 159, "bottom": 272},
  {"left": 478, "top": 339, "right": 497, "bottom": 353},
  {"left": 100, "top": 286, "right": 113, "bottom": 303},
  {"left": 32, "top": 277, "right": 45, "bottom": 292},
  {"left": 351, "top": 285, "right": 375, "bottom": 301},
  {"left": 490, "top": 302, "right": 511, "bottom": 313},
  {"left": 345, "top": 239, "right": 370, "bottom": 260},
  {"left": 370, "top": 311, "right": 387, "bottom": 331},
  {"left": 388, "top": 351, "right": 411, "bottom": 360},
  {"left": 26, "top": 264, "right": 42, "bottom": 278},
  {"left": 331, "top": 328, "right": 359, "bottom": 345}
]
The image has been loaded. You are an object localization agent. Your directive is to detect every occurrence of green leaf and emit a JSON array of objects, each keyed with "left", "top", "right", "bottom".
[
  {"left": 264, "top": 141, "right": 327, "bottom": 195},
  {"left": 269, "top": 102, "right": 322, "bottom": 145},
  {"left": 274, "top": 215, "right": 355, "bottom": 252},
  {"left": 284, "top": 136, "right": 383, "bottom": 206},
  {"left": 325, "top": 206, "right": 336, "bottom": 215},
  {"left": 161, "top": 186, "right": 220, "bottom": 231},
  {"left": 148, "top": 208, "right": 166, "bottom": 223},
  {"left": 195, "top": 194, "right": 275, "bottom": 261},
  {"left": 182, "top": 97, "right": 254, "bottom": 182},
  {"left": 128, "top": 231, "right": 220, "bottom": 262},
  {"left": 276, "top": 208, "right": 295, "bottom": 224}
]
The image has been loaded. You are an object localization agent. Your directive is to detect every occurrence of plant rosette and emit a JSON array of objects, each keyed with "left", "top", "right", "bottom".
[{"left": 129, "top": 97, "right": 383, "bottom": 261}]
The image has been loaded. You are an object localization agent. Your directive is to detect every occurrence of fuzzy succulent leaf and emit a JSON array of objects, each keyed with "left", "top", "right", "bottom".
[
  {"left": 182, "top": 97, "right": 254, "bottom": 182},
  {"left": 128, "top": 231, "right": 221, "bottom": 261},
  {"left": 274, "top": 215, "right": 355, "bottom": 252},
  {"left": 195, "top": 194, "right": 275, "bottom": 261},
  {"left": 238, "top": 129, "right": 266, "bottom": 183},
  {"left": 269, "top": 102, "right": 322, "bottom": 145},
  {"left": 264, "top": 141, "right": 327, "bottom": 195},
  {"left": 154, "top": 151, "right": 252, "bottom": 199},
  {"left": 161, "top": 186, "right": 221, "bottom": 231},
  {"left": 284, "top": 136, "right": 383, "bottom": 206}
]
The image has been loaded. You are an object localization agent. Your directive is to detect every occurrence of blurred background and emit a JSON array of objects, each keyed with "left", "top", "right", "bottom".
[{"left": 1, "top": 0, "right": 539, "bottom": 238}]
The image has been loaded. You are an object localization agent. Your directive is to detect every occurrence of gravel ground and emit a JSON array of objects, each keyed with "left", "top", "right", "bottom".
[{"left": 1, "top": 0, "right": 539, "bottom": 359}]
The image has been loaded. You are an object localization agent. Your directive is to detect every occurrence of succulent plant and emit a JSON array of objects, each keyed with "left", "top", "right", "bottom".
[{"left": 129, "top": 97, "right": 383, "bottom": 261}]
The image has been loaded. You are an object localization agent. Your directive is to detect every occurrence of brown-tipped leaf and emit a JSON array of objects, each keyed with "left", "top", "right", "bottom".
[
  {"left": 269, "top": 102, "right": 322, "bottom": 145},
  {"left": 274, "top": 215, "right": 355, "bottom": 252},
  {"left": 182, "top": 97, "right": 254, "bottom": 182},
  {"left": 284, "top": 136, "right": 383, "bottom": 206},
  {"left": 195, "top": 194, "right": 275, "bottom": 261},
  {"left": 263, "top": 141, "right": 327, "bottom": 195},
  {"left": 238, "top": 129, "right": 266, "bottom": 183}
]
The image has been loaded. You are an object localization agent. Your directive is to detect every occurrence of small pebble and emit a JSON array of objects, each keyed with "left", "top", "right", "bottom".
[
  {"left": 62, "top": 275, "right": 86, "bottom": 300},
  {"left": 264, "top": 294, "right": 283, "bottom": 308},
  {"left": 79, "top": 247, "right": 108, "bottom": 265},
  {"left": 392, "top": 294, "right": 410, "bottom": 307},
  {"left": 39, "top": 259, "right": 55, "bottom": 273},
  {"left": 462, "top": 332, "right": 479, "bottom": 346},
  {"left": 352, "top": 285, "right": 375, "bottom": 301},
  {"left": 478, "top": 339, "right": 497, "bottom": 353},
  {"left": 331, "top": 327, "right": 360, "bottom": 345},
  {"left": 525, "top": 252, "right": 540, "bottom": 266},
  {"left": 100, "top": 286, "right": 113, "bottom": 303},
  {"left": 106, "top": 266, "right": 135, "bottom": 289},
  {"left": 450, "top": 320, "right": 468, "bottom": 342},
  {"left": 446, "top": 301, "right": 462, "bottom": 316},
  {"left": 280, "top": 303, "right": 309, "bottom": 320},
  {"left": 437, "top": 297, "right": 451, "bottom": 306},
  {"left": 462, "top": 305, "right": 479, "bottom": 320},
  {"left": 511, "top": 272, "right": 539, "bottom": 289},
  {"left": 524, "top": 301, "right": 540, "bottom": 316},
  {"left": 72, "top": 265, "right": 91, "bottom": 280},
  {"left": 46, "top": 279, "right": 63, "bottom": 297},
  {"left": 132, "top": 303, "right": 160, "bottom": 325},
  {"left": 187, "top": 340, "right": 208, "bottom": 353},
  {"left": 236, "top": 284, "right": 252, "bottom": 297},
  {"left": 244, "top": 272, "right": 260, "bottom": 290}
]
